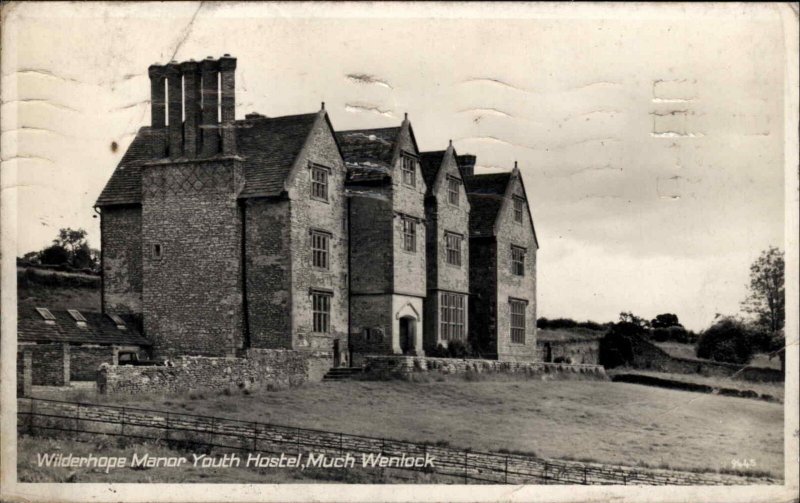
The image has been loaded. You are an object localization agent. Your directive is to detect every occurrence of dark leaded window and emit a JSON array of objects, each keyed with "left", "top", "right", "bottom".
[
  {"left": 511, "top": 246, "right": 525, "bottom": 276},
  {"left": 311, "top": 165, "right": 329, "bottom": 201},
  {"left": 440, "top": 292, "right": 465, "bottom": 341},
  {"left": 311, "top": 230, "right": 330, "bottom": 269},
  {"left": 513, "top": 196, "right": 524, "bottom": 223},
  {"left": 152, "top": 243, "right": 163, "bottom": 260},
  {"left": 402, "top": 217, "right": 417, "bottom": 252},
  {"left": 448, "top": 177, "right": 460, "bottom": 206},
  {"left": 401, "top": 155, "right": 416, "bottom": 187},
  {"left": 312, "top": 291, "right": 331, "bottom": 333},
  {"left": 510, "top": 299, "right": 526, "bottom": 344},
  {"left": 445, "top": 232, "right": 462, "bottom": 266}
]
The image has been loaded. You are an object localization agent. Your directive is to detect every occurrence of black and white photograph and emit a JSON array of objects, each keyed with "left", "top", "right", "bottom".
[{"left": 1, "top": 2, "right": 798, "bottom": 502}]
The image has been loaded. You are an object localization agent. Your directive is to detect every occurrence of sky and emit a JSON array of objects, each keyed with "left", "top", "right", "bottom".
[{"left": 1, "top": 2, "right": 793, "bottom": 331}]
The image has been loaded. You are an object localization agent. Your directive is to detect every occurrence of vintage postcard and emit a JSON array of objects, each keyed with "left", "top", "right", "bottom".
[{"left": 1, "top": 2, "right": 798, "bottom": 502}]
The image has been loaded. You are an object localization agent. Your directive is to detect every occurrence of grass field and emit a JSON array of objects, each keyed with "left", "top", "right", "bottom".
[
  {"left": 653, "top": 342, "right": 782, "bottom": 370},
  {"left": 608, "top": 369, "right": 785, "bottom": 401},
  {"left": 34, "top": 378, "right": 784, "bottom": 478}
]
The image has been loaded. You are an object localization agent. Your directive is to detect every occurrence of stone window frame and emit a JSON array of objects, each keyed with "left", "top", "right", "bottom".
[
  {"left": 310, "top": 163, "right": 331, "bottom": 202},
  {"left": 513, "top": 195, "right": 525, "bottom": 224},
  {"left": 447, "top": 176, "right": 460, "bottom": 206},
  {"left": 311, "top": 289, "right": 333, "bottom": 334},
  {"left": 440, "top": 291, "right": 466, "bottom": 341},
  {"left": 310, "top": 229, "right": 331, "bottom": 270},
  {"left": 511, "top": 245, "right": 526, "bottom": 276},
  {"left": 401, "top": 216, "right": 417, "bottom": 253},
  {"left": 509, "top": 297, "right": 528, "bottom": 344},
  {"left": 444, "top": 231, "right": 463, "bottom": 267},
  {"left": 400, "top": 153, "right": 417, "bottom": 188}
]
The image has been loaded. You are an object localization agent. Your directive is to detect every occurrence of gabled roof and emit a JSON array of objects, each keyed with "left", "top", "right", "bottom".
[
  {"left": 18, "top": 306, "right": 150, "bottom": 346},
  {"left": 95, "top": 112, "right": 323, "bottom": 205},
  {"left": 335, "top": 127, "right": 401, "bottom": 184},
  {"left": 94, "top": 127, "right": 152, "bottom": 206},
  {"left": 464, "top": 172, "right": 511, "bottom": 237},
  {"left": 237, "top": 113, "right": 319, "bottom": 197},
  {"left": 420, "top": 151, "right": 446, "bottom": 194}
]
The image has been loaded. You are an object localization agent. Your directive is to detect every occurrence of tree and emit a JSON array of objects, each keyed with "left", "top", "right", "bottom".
[
  {"left": 619, "top": 312, "right": 650, "bottom": 330},
  {"left": 39, "top": 244, "right": 70, "bottom": 266},
  {"left": 650, "top": 313, "right": 683, "bottom": 329},
  {"left": 53, "top": 228, "right": 88, "bottom": 256},
  {"left": 696, "top": 316, "right": 756, "bottom": 365},
  {"left": 742, "top": 247, "right": 784, "bottom": 333}
]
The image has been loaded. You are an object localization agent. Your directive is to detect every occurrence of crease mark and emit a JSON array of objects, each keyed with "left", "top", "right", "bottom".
[
  {"left": 168, "top": 2, "right": 204, "bottom": 62},
  {"left": 1, "top": 98, "right": 79, "bottom": 112},
  {"left": 344, "top": 103, "right": 394, "bottom": 118},
  {"left": 1, "top": 153, "right": 55, "bottom": 163},
  {"left": 1, "top": 68, "right": 82, "bottom": 83},
  {"left": 346, "top": 73, "right": 393, "bottom": 89}
]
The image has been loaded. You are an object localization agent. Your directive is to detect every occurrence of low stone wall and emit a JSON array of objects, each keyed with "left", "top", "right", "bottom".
[
  {"left": 362, "top": 355, "right": 607, "bottom": 380},
  {"left": 537, "top": 339, "right": 601, "bottom": 365},
  {"left": 17, "top": 349, "right": 32, "bottom": 396},
  {"left": 97, "top": 349, "right": 309, "bottom": 394}
]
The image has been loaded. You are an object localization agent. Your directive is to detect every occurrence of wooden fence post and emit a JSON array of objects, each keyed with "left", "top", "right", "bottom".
[
  {"left": 74, "top": 403, "right": 81, "bottom": 434},
  {"left": 504, "top": 455, "right": 509, "bottom": 484},
  {"left": 165, "top": 412, "right": 171, "bottom": 442},
  {"left": 543, "top": 461, "right": 548, "bottom": 484},
  {"left": 29, "top": 399, "right": 35, "bottom": 434},
  {"left": 463, "top": 452, "right": 468, "bottom": 484},
  {"left": 120, "top": 407, "right": 125, "bottom": 436},
  {"left": 252, "top": 422, "right": 258, "bottom": 451}
]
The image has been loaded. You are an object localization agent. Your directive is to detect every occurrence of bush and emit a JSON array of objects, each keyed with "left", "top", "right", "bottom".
[
  {"left": 39, "top": 245, "right": 70, "bottom": 266},
  {"left": 696, "top": 317, "right": 756, "bottom": 364},
  {"left": 446, "top": 340, "right": 471, "bottom": 358}
]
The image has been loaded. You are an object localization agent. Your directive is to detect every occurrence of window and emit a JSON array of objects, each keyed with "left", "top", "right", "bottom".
[
  {"left": 401, "top": 155, "right": 416, "bottom": 187},
  {"left": 35, "top": 307, "right": 56, "bottom": 325},
  {"left": 311, "top": 164, "right": 329, "bottom": 201},
  {"left": 510, "top": 299, "right": 527, "bottom": 344},
  {"left": 440, "top": 292, "right": 466, "bottom": 341},
  {"left": 108, "top": 313, "right": 127, "bottom": 330},
  {"left": 445, "top": 232, "right": 462, "bottom": 266},
  {"left": 311, "top": 230, "right": 330, "bottom": 269},
  {"left": 511, "top": 246, "right": 526, "bottom": 276},
  {"left": 447, "top": 177, "right": 460, "bottom": 206},
  {"left": 312, "top": 291, "right": 332, "bottom": 333},
  {"left": 152, "top": 243, "right": 163, "bottom": 260},
  {"left": 513, "top": 196, "right": 524, "bottom": 223},
  {"left": 68, "top": 309, "right": 87, "bottom": 328},
  {"left": 402, "top": 217, "right": 417, "bottom": 252}
]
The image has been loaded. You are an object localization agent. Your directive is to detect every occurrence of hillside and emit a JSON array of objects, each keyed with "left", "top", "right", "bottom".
[{"left": 16, "top": 267, "right": 101, "bottom": 311}]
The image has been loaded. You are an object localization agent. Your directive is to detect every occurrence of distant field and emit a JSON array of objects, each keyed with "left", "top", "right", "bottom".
[
  {"left": 17, "top": 268, "right": 100, "bottom": 311},
  {"left": 608, "top": 369, "right": 784, "bottom": 401},
  {"left": 654, "top": 342, "right": 782, "bottom": 370},
  {"left": 34, "top": 379, "right": 784, "bottom": 478}
]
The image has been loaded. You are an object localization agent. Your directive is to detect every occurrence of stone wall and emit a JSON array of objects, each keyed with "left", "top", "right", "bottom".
[
  {"left": 17, "top": 349, "right": 32, "bottom": 396},
  {"left": 28, "top": 344, "right": 70, "bottom": 386},
  {"left": 538, "top": 339, "right": 601, "bottom": 365},
  {"left": 494, "top": 172, "right": 538, "bottom": 362},
  {"left": 101, "top": 205, "right": 143, "bottom": 317},
  {"left": 245, "top": 198, "right": 292, "bottom": 349},
  {"left": 97, "top": 349, "right": 309, "bottom": 394},
  {"left": 141, "top": 158, "right": 245, "bottom": 357},
  {"left": 362, "top": 355, "right": 607, "bottom": 380}
]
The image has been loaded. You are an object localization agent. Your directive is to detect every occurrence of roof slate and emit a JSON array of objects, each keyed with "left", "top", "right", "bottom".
[
  {"left": 335, "top": 127, "right": 400, "bottom": 183},
  {"left": 419, "top": 151, "right": 445, "bottom": 195},
  {"left": 95, "top": 113, "right": 320, "bottom": 205},
  {"left": 464, "top": 172, "right": 511, "bottom": 237},
  {"left": 18, "top": 305, "right": 150, "bottom": 346}
]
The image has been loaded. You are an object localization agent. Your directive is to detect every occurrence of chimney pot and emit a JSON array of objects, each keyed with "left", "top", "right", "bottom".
[
  {"left": 219, "top": 55, "right": 237, "bottom": 154},
  {"left": 147, "top": 64, "right": 167, "bottom": 158},
  {"left": 181, "top": 60, "right": 202, "bottom": 158},
  {"left": 165, "top": 62, "right": 183, "bottom": 159},
  {"left": 200, "top": 58, "right": 220, "bottom": 156},
  {"left": 456, "top": 154, "right": 477, "bottom": 177}
]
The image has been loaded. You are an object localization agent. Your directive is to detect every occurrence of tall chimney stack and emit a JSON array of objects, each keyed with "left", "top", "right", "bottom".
[
  {"left": 219, "top": 54, "right": 237, "bottom": 155},
  {"left": 457, "top": 154, "right": 476, "bottom": 177},
  {"left": 180, "top": 60, "right": 202, "bottom": 158},
  {"left": 165, "top": 61, "right": 183, "bottom": 159},
  {"left": 200, "top": 57, "right": 220, "bottom": 156},
  {"left": 148, "top": 64, "right": 167, "bottom": 158}
]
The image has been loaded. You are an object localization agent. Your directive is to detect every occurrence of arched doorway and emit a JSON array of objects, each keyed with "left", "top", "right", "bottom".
[{"left": 399, "top": 316, "right": 415, "bottom": 355}]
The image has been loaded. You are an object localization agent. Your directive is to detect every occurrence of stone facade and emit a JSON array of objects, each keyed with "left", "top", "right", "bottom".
[
  {"left": 422, "top": 147, "right": 470, "bottom": 353},
  {"left": 101, "top": 205, "right": 142, "bottom": 321},
  {"left": 69, "top": 346, "right": 117, "bottom": 381},
  {"left": 27, "top": 344, "right": 70, "bottom": 386},
  {"left": 141, "top": 158, "right": 245, "bottom": 357},
  {"left": 538, "top": 339, "right": 601, "bottom": 365}
]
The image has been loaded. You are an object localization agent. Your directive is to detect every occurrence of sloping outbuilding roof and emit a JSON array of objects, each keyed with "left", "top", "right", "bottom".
[{"left": 18, "top": 306, "right": 150, "bottom": 346}]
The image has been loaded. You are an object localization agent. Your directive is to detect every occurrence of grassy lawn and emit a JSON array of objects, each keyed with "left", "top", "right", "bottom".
[
  {"left": 33, "top": 378, "right": 784, "bottom": 478},
  {"left": 654, "top": 342, "right": 781, "bottom": 370},
  {"left": 608, "top": 369, "right": 784, "bottom": 401}
]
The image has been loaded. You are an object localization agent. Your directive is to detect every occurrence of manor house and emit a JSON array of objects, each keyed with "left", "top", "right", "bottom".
[{"left": 93, "top": 55, "right": 539, "bottom": 375}]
